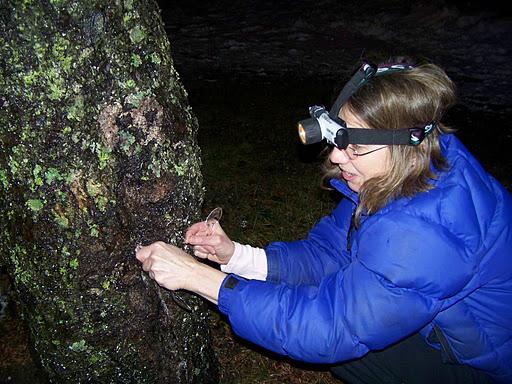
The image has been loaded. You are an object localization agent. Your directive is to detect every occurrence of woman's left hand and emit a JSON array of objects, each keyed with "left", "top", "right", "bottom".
[{"left": 135, "top": 241, "right": 198, "bottom": 291}]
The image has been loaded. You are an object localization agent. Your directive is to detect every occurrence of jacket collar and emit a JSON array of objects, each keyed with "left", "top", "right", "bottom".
[
  {"left": 330, "top": 178, "right": 359, "bottom": 204},
  {"left": 329, "top": 134, "right": 456, "bottom": 205}
]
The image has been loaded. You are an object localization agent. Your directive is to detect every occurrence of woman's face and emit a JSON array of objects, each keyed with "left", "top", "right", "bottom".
[{"left": 329, "top": 108, "right": 392, "bottom": 193}]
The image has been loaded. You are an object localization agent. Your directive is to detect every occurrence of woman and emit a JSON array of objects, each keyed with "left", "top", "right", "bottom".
[{"left": 136, "top": 60, "right": 512, "bottom": 383}]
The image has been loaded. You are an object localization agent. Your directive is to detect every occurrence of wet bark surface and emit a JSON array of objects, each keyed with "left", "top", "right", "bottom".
[{"left": 0, "top": 1, "right": 217, "bottom": 382}]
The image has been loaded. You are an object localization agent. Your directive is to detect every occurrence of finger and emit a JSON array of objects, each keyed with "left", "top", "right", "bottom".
[
  {"left": 187, "top": 234, "right": 218, "bottom": 247},
  {"left": 194, "top": 249, "right": 209, "bottom": 259},
  {"left": 193, "top": 244, "right": 208, "bottom": 254},
  {"left": 135, "top": 242, "right": 160, "bottom": 263},
  {"left": 185, "top": 222, "right": 208, "bottom": 240},
  {"left": 149, "top": 270, "right": 155, "bottom": 280},
  {"left": 142, "top": 258, "right": 152, "bottom": 272},
  {"left": 193, "top": 244, "right": 217, "bottom": 255},
  {"left": 185, "top": 230, "right": 210, "bottom": 244}
]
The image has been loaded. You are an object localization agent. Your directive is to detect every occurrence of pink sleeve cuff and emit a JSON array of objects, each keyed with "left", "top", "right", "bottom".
[{"left": 220, "top": 242, "right": 268, "bottom": 280}]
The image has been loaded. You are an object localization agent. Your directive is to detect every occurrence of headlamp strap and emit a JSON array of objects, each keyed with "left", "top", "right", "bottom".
[
  {"left": 328, "top": 62, "right": 415, "bottom": 122},
  {"left": 346, "top": 122, "right": 437, "bottom": 146},
  {"left": 329, "top": 63, "right": 377, "bottom": 121}
]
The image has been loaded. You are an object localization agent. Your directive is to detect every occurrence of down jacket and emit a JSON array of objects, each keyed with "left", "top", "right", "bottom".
[{"left": 218, "top": 134, "right": 512, "bottom": 383}]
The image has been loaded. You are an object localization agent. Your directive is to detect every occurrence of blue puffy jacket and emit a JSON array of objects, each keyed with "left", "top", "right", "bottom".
[{"left": 218, "top": 134, "right": 512, "bottom": 383}]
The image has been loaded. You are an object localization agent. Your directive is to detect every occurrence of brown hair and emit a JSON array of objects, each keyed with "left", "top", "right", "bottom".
[{"left": 322, "top": 62, "right": 457, "bottom": 225}]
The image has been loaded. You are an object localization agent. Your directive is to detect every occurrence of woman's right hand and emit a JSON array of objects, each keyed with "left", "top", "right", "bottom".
[{"left": 185, "top": 222, "right": 235, "bottom": 264}]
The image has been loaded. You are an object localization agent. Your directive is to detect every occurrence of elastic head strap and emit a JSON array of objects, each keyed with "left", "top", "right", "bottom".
[
  {"left": 329, "top": 63, "right": 376, "bottom": 121},
  {"left": 346, "top": 122, "right": 437, "bottom": 146},
  {"left": 328, "top": 62, "right": 414, "bottom": 121}
]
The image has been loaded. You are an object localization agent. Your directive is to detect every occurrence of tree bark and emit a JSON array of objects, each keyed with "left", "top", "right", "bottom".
[{"left": 0, "top": 0, "right": 218, "bottom": 382}]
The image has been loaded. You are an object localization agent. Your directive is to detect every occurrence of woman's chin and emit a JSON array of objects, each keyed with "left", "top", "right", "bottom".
[{"left": 346, "top": 180, "right": 361, "bottom": 193}]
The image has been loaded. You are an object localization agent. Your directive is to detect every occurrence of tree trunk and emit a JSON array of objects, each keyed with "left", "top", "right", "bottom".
[{"left": 0, "top": 0, "right": 218, "bottom": 382}]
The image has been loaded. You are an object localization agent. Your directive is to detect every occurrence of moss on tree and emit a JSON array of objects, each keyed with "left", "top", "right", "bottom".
[{"left": 0, "top": 0, "right": 217, "bottom": 382}]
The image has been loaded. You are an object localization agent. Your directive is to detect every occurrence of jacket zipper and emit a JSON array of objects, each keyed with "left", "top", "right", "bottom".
[
  {"left": 347, "top": 211, "right": 355, "bottom": 252},
  {"left": 431, "top": 324, "right": 459, "bottom": 364}
]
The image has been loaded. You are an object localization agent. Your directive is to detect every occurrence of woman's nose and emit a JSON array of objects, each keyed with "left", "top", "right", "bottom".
[{"left": 330, "top": 147, "right": 351, "bottom": 164}]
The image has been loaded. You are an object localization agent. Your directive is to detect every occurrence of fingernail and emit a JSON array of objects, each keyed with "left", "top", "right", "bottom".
[{"left": 135, "top": 244, "right": 142, "bottom": 252}]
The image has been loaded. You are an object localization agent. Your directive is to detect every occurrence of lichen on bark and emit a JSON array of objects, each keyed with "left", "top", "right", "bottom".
[{"left": 0, "top": 0, "right": 217, "bottom": 382}]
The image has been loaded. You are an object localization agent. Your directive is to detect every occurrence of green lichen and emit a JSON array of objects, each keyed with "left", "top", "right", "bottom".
[
  {"left": 124, "top": 0, "right": 134, "bottom": 10},
  {"left": 61, "top": 246, "right": 71, "bottom": 258},
  {"left": 131, "top": 53, "right": 141, "bottom": 67},
  {"left": 89, "top": 223, "right": 99, "bottom": 238},
  {"left": 9, "top": 145, "right": 29, "bottom": 178},
  {"left": 77, "top": 47, "right": 93, "bottom": 64},
  {"left": 33, "top": 164, "right": 44, "bottom": 188},
  {"left": 147, "top": 162, "right": 161, "bottom": 178},
  {"left": 70, "top": 339, "right": 88, "bottom": 352},
  {"left": 56, "top": 190, "right": 67, "bottom": 202},
  {"left": 0, "top": 169, "right": 10, "bottom": 189},
  {"left": 10, "top": 245, "right": 31, "bottom": 286},
  {"left": 129, "top": 26, "right": 146, "bottom": 44},
  {"left": 48, "top": 77, "right": 66, "bottom": 101},
  {"left": 71, "top": 131, "right": 81, "bottom": 143},
  {"left": 150, "top": 52, "right": 161, "bottom": 65},
  {"left": 20, "top": 124, "right": 32, "bottom": 141},
  {"left": 27, "top": 199, "right": 44, "bottom": 212},
  {"left": 174, "top": 164, "right": 186, "bottom": 176},
  {"left": 69, "top": 258, "right": 79, "bottom": 270},
  {"left": 125, "top": 90, "right": 150, "bottom": 107},
  {"left": 95, "top": 145, "right": 112, "bottom": 170},
  {"left": 53, "top": 211, "right": 69, "bottom": 228},
  {"left": 86, "top": 179, "right": 102, "bottom": 197},
  {"left": 23, "top": 70, "right": 39, "bottom": 87},
  {"left": 124, "top": 79, "right": 136, "bottom": 89},
  {"left": 67, "top": 95, "right": 85, "bottom": 121},
  {"left": 86, "top": 179, "right": 109, "bottom": 211},
  {"left": 45, "top": 167, "right": 62, "bottom": 184},
  {"left": 118, "top": 130, "right": 136, "bottom": 152}
]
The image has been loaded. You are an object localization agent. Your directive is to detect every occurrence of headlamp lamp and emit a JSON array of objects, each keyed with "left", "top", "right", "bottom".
[{"left": 297, "top": 62, "right": 436, "bottom": 149}]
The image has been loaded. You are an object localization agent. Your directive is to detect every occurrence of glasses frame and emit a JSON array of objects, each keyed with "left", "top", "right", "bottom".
[{"left": 343, "top": 145, "right": 388, "bottom": 160}]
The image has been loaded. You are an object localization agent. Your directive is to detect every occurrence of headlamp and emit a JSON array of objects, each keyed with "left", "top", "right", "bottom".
[
  {"left": 297, "top": 62, "right": 436, "bottom": 149},
  {"left": 298, "top": 105, "right": 349, "bottom": 148}
]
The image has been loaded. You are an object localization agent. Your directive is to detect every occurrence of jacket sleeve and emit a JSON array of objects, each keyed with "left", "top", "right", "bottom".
[
  {"left": 265, "top": 197, "right": 354, "bottom": 286},
  {"left": 218, "top": 215, "right": 472, "bottom": 364}
]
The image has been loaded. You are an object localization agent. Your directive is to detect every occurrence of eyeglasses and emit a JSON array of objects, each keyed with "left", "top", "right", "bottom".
[
  {"left": 342, "top": 145, "right": 388, "bottom": 160},
  {"left": 204, "top": 207, "right": 222, "bottom": 236}
]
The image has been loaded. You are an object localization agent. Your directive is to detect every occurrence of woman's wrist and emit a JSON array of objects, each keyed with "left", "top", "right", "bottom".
[{"left": 186, "top": 262, "right": 226, "bottom": 304}]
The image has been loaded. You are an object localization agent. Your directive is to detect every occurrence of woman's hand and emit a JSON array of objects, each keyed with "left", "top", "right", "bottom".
[
  {"left": 135, "top": 241, "right": 199, "bottom": 291},
  {"left": 135, "top": 241, "right": 227, "bottom": 304},
  {"left": 185, "top": 222, "right": 235, "bottom": 264}
]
